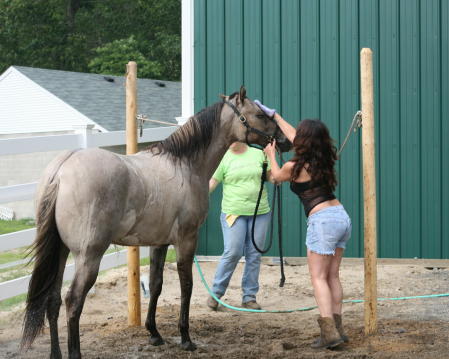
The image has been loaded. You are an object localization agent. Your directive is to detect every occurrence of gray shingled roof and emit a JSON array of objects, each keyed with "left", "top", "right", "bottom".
[{"left": 14, "top": 66, "right": 181, "bottom": 131}]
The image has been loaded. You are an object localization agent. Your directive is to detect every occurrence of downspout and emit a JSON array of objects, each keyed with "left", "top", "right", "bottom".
[{"left": 178, "top": 0, "right": 195, "bottom": 126}]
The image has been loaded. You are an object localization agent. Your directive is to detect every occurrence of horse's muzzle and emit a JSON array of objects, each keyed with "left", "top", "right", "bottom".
[{"left": 276, "top": 139, "right": 292, "bottom": 152}]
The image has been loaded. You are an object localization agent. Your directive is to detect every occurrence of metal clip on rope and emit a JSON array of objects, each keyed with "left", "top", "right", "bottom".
[
  {"left": 337, "top": 111, "right": 363, "bottom": 156},
  {"left": 136, "top": 114, "right": 180, "bottom": 138}
]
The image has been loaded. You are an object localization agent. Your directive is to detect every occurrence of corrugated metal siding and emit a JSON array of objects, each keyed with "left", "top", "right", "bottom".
[
  {"left": 194, "top": 0, "right": 449, "bottom": 259},
  {"left": 0, "top": 67, "right": 101, "bottom": 134}
]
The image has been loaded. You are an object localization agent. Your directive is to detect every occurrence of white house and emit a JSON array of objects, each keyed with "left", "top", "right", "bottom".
[{"left": 0, "top": 66, "right": 181, "bottom": 218}]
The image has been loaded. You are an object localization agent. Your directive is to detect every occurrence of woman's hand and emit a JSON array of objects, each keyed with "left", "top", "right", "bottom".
[
  {"left": 254, "top": 100, "right": 276, "bottom": 117},
  {"left": 264, "top": 141, "right": 294, "bottom": 183},
  {"left": 209, "top": 178, "right": 219, "bottom": 193},
  {"left": 264, "top": 140, "right": 277, "bottom": 158}
]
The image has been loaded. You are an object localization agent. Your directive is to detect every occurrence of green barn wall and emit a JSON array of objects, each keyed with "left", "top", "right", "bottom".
[{"left": 194, "top": 0, "right": 449, "bottom": 259}]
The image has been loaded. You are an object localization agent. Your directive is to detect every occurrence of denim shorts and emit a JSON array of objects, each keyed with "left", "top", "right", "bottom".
[{"left": 306, "top": 205, "right": 352, "bottom": 255}]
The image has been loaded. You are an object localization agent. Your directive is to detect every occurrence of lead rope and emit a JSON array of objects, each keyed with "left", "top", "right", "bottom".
[
  {"left": 277, "top": 153, "right": 286, "bottom": 287},
  {"left": 194, "top": 110, "right": 449, "bottom": 312},
  {"left": 250, "top": 109, "right": 363, "bottom": 287},
  {"left": 250, "top": 151, "right": 286, "bottom": 287}
]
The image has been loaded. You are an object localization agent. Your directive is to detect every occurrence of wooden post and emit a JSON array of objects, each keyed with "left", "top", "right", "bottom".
[
  {"left": 360, "top": 48, "right": 377, "bottom": 335},
  {"left": 126, "top": 61, "right": 141, "bottom": 326}
]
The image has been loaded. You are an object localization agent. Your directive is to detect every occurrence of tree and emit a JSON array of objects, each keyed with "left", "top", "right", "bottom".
[
  {"left": 88, "top": 36, "right": 162, "bottom": 79},
  {"left": 0, "top": 0, "right": 181, "bottom": 80}
]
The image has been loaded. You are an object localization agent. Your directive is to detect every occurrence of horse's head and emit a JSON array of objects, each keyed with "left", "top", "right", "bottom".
[{"left": 222, "top": 86, "right": 292, "bottom": 152}]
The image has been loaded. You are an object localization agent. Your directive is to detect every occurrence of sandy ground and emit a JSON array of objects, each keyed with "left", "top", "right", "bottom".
[{"left": 1, "top": 258, "right": 449, "bottom": 358}]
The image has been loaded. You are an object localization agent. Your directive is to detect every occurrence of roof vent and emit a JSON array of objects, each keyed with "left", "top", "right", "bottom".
[
  {"left": 103, "top": 76, "right": 115, "bottom": 83},
  {"left": 155, "top": 81, "right": 166, "bottom": 87}
]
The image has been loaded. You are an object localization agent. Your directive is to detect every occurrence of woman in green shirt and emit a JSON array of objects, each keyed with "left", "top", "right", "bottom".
[{"left": 207, "top": 141, "right": 271, "bottom": 310}]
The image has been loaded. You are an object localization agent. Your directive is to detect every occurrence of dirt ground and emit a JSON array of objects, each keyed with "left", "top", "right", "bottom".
[{"left": 1, "top": 258, "right": 449, "bottom": 358}]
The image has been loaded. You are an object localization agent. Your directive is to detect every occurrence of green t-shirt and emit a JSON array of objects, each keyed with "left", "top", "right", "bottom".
[{"left": 213, "top": 147, "right": 271, "bottom": 215}]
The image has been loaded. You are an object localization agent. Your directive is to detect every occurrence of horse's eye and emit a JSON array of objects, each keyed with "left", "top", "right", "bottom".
[{"left": 256, "top": 114, "right": 267, "bottom": 119}]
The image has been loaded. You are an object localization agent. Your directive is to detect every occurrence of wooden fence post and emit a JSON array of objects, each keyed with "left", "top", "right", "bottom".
[
  {"left": 126, "top": 61, "right": 141, "bottom": 326},
  {"left": 360, "top": 48, "right": 378, "bottom": 335}
]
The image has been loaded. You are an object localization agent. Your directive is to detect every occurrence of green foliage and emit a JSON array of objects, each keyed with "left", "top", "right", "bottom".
[
  {"left": 149, "top": 33, "right": 181, "bottom": 80},
  {"left": 0, "top": 0, "right": 181, "bottom": 80},
  {"left": 88, "top": 37, "right": 162, "bottom": 78}
]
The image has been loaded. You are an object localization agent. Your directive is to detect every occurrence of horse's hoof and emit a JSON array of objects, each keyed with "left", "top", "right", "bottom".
[
  {"left": 181, "top": 341, "right": 197, "bottom": 351},
  {"left": 149, "top": 335, "right": 165, "bottom": 346}
]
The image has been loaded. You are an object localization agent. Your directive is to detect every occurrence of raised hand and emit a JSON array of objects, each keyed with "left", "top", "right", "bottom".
[{"left": 254, "top": 100, "right": 276, "bottom": 118}]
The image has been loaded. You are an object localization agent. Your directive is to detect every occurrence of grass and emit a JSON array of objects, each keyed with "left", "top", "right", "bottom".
[
  {"left": 0, "top": 268, "right": 30, "bottom": 282},
  {"left": 0, "top": 219, "right": 35, "bottom": 265},
  {"left": 0, "top": 218, "right": 35, "bottom": 235},
  {"left": 0, "top": 293, "right": 27, "bottom": 311},
  {"left": 139, "top": 248, "right": 177, "bottom": 266},
  {"left": 0, "top": 247, "right": 30, "bottom": 265},
  {"left": 0, "top": 246, "right": 177, "bottom": 283},
  {"left": 166, "top": 248, "right": 177, "bottom": 263}
]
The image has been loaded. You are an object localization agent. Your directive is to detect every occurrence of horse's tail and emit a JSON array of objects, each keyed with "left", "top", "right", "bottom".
[{"left": 21, "top": 150, "right": 77, "bottom": 350}]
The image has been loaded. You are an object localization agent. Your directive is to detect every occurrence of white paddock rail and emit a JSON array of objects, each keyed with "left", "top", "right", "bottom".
[
  {"left": 0, "top": 125, "right": 176, "bottom": 300},
  {"left": 0, "top": 248, "right": 149, "bottom": 301}
]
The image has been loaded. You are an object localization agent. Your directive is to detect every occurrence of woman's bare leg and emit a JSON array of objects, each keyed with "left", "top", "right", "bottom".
[
  {"left": 307, "top": 249, "right": 333, "bottom": 318},
  {"left": 328, "top": 247, "right": 344, "bottom": 314}
]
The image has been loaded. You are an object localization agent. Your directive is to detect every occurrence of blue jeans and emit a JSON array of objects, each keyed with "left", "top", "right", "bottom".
[
  {"left": 212, "top": 212, "right": 270, "bottom": 303},
  {"left": 306, "top": 205, "right": 352, "bottom": 255}
]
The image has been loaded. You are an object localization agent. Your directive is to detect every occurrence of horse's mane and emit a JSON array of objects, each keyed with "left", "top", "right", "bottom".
[{"left": 148, "top": 102, "right": 224, "bottom": 163}]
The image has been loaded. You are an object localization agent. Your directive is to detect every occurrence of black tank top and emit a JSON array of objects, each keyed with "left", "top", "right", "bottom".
[{"left": 290, "top": 181, "right": 336, "bottom": 217}]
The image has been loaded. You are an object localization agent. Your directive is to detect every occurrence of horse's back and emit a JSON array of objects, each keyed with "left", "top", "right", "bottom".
[
  {"left": 42, "top": 148, "right": 209, "bottom": 249},
  {"left": 117, "top": 152, "right": 211, "bottom": 246},
  {"left": 49, "top": 148, "right": 146, "bottom": 252}
]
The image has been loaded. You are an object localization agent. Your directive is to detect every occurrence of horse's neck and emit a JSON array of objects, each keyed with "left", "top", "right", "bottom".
[
  {"left": 192, "top": 130, "right": 232, "bottom": 180},
  {"left": 190, "top": 107, "right": 237, "bottom": 179}
]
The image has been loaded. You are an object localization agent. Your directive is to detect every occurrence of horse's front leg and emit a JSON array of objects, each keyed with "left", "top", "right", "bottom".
[
  {"left": 145, "top": 245, "right": 168, "bottom": 346},
  {"left": 175, "top": 237, "right": 197, "bottom": 351}
]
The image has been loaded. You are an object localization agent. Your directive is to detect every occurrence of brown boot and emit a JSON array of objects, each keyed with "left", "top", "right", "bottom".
[
  {"left": 311, "top": 317, "right": 344, "bottom": 349},
  {"left": 242, "top": 300, "right": 262, "bottom": 310},
  {"left": 333, "top": 313, "right": 349, "bottom": 343},
  {"left": 206, "top": 295, "right": 219, "bottom": 311}
]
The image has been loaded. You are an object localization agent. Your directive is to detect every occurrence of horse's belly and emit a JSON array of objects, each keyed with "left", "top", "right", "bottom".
[{"left": 112, "top": 232, "right": 173, "bottom": 247}]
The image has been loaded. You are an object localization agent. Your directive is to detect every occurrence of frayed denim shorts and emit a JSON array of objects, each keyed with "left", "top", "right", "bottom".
[{"left": 306, "top": 205, "right": 352, "bottom": 255}]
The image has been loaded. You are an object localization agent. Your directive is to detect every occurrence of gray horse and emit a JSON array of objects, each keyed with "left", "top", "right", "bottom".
[{"left": 21, "top": 87, "right": 290, "bottom": 358}]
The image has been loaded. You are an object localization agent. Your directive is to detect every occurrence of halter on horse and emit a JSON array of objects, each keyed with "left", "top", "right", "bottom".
[{"left": 21, "top": 86, "right": 291, "bottom": 358}]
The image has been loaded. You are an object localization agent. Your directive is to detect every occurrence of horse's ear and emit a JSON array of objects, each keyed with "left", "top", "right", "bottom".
[
  {"left": 219, "top": 93, "right": 226, "bottom": 100},
  {"left": 239, "top": 86, "right": 247, "bottom": 100}
]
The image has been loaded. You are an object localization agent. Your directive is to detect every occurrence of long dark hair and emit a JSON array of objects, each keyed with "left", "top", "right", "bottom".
[{"left": 290, "top": 119, "right": 337, "bottom": 191}]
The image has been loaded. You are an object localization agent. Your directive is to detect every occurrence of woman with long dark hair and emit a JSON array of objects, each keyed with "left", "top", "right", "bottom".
[{"left": 255, "top": 101, "right": 351, "bottom": 349}]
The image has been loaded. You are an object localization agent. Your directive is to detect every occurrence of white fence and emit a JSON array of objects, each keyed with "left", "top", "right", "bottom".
[{"left": 0, "top": 125, "right": 176, "bottom": 301}]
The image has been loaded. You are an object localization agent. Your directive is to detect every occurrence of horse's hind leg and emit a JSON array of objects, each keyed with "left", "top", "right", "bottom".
[
  {"left": 176, "top": 237, "right": 197, "bottom": 351},
  {"left": 145, "top": 245, "right": 168, "bottom": 346},
  {"left": 64, "top": 250, "right": 106, "bottom": 359},
  {"left": 47, "top": 244, "right": 70, "bottom": 359}
]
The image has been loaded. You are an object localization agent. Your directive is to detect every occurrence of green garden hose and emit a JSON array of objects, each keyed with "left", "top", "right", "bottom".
[{"left": 194, "top": 256, "right": 449, "bottom": 313}]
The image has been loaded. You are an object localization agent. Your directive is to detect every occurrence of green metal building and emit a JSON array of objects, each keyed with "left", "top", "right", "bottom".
[{"left": 193, "top": 0, "right": 449, "bottom": 259}]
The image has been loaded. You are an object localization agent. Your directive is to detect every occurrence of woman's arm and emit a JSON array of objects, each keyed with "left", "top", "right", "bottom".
[
  {"left": 253, "top": 100, "right": 297, "bottom": 143},
  {"left": 273, "top": 113, "right": 296, "bottom": 144},
  {"left": 209, "top": 178, "right": 220, "bottom": 193},
  {"left": 264, "top": 141, "right": 294, "bottom": 183}
]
